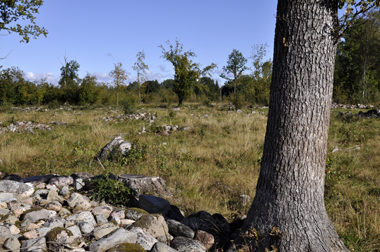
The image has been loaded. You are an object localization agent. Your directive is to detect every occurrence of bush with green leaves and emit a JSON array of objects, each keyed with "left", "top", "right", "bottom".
[
  {"left": 47, "top": 99, "right": 60, "bottom": 109},
  {"left": 232, "top": 93, "right": 245, "bottom": 109},
  {"left": 122, "top": 99, "right": 136, "bottom": 115},
  {"left": 88, "top": 174, "right": 135, "bottom": 206}
]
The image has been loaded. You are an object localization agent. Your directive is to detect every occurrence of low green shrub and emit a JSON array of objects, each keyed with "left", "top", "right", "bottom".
[{"left": 89, "top": 174, "right": 135, "bottom": 206}]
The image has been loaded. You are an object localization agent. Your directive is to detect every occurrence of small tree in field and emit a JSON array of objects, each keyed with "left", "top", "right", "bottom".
[
  {"left": 220, "top": 49, "right": 249, "bottom": 94},
  {"left": 132, "top": 50, "right": 149, "bottom": 104},
  {"left": 159, "top": 39, "right": 216, "bottom": 106},
  {"left": 109, "top": 62, "right": 128, "bottom": 106}
]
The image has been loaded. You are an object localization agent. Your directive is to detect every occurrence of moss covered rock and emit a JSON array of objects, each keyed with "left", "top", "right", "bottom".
[
  {"left": 127, "top": 214, "right": 168, "bottom": 238},
  {"left": 125, "top": 208, "right": 148, "bottom": 221},
  {"left": 106, "top": 243, "right": 145, "bottom": 252},
  {"left": 46, "top": 227, "right": 74, "bottom": 251}
]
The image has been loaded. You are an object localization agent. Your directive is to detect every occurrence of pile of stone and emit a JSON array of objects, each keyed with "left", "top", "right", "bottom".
[
  {"left": 102, "top": 113, "right": 156, "bottom": 123},
  {"left": 0, "top": 121, "right": 52, "bottom": 134},
  {"left": 150, "top": 125, "right": 180, "bottom": 136},
  {"left": 338, "top": 109, "right": 380, "bottom": 119},
  {"left": 331, "top": 103, "right": 374, "bottom": 109},
  {"left": 0, "top": 172, "right": 239, "bottom": 252},
  {"left": 9, "top": 107, "right": 47, "bottom": 112}
]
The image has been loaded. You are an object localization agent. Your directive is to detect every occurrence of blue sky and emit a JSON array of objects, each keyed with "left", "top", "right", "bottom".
[{"left": 1, "top": 1, "right": 337, "bottom": 86}]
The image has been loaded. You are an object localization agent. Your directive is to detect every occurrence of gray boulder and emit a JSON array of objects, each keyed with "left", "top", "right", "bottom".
[
  {"left": 98, "top": 136, "right": 132, "bottom": 161},
  {"left": 93, "top": 222, "right": 118, "bottom": 239},
  {"left": 166, "top": 219, "right": 195, "bottom": 238},
  {"left": 0, "top": 192, "right": 17, "bottom": 204},
  {"left": 48, "top": 176, "right": 74, "bottom": 187},
  {"left": 43, "top": 216, "right": 65, "bottom": 229},
  {"left": 129, "top": 227, "right": 158, "bottom": 251},
  {"left": 23, "top": 209, "right": 52, "bottom": 222},
  {"left": 127, "top": 214, "right": 169, "bottom": 238},
  {"left": 67, "top": 193, "right": 91, "bottom": 210},
  {"left": 171, "top": 236, "right": 206, "bottom": 252},
  {"left": 20, "top": 237, "right": 46, "bottom": 252},
  {"left": 0, "top": 226, "right": 12, "bottom": 244},
  {"left": 151, "top": 242, "right": 178, "bottom": 252},
  {"left": 0, "top": 180, "right": 34, "bottom": 197},
  {"left": 77, "top": 221, "right": 94, "bottom": 234},
  {"left": 125, "top": 208, "right": 149, "bottom": 221},
  {"left": 66, "top": 211, "right": 96, "bottom": 226},
  {"left": 3, "top": 236, "right": 21, "bottom": 252},
  {"left": 88, "top": 228, "right": 137, "bottom": 252}
]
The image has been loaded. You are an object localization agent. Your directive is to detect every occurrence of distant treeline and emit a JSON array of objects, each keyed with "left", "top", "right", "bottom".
[
  {"left": 1, "top": 9, "right": 380, "bottom": 107},
  {"left": 0, "top": 61, "right": 272, "bottom": 108}
]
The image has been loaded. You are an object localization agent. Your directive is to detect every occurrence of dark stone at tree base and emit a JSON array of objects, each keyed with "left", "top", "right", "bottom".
[
  {"left": 166, "top": 219, "right": 195, "bottom": 238},
  {"left": 167, "top": 205, "right": 185, "bottom": 222},
  {"left": 181, "top": 211, "right": 230, "bottom": 248},
  {"left": 1, "top": 174, "right": 23, "bottom": 183}
]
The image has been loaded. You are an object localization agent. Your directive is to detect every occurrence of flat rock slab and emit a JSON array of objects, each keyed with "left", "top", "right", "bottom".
[
  {"left": 88, "top": 228, "right": 137, "bottom": 252},
  {"left": 93, "top": 222, "right": 118, "bottom": 239},
  {"left": 117, "top": 174, "right": 172, "bottom": 198},
  {"left": 0, "top": 180, "right": 34, "bottom": 197},
  {"left": 24, "top": 209, "right": 52, "bottom": 222},
  {"left": 21, "top": 237, "right": 46, "bottom": 252}
]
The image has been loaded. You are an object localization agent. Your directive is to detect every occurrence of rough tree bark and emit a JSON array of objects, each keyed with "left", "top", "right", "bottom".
[{"left": 229, "top": 1, "right": 349, "bottom": 251}]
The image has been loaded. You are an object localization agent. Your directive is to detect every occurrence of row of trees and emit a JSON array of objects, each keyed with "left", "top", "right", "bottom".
[{"left": 0, "top": 40, "right": 273, "bottom": 107}]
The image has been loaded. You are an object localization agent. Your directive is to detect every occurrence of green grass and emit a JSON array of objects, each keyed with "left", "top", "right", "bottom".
[{"left": 1, "top": 103, "right": 380, "bottom": 251}]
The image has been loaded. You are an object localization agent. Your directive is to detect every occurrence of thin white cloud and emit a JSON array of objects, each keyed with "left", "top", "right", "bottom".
[
  {"left": 106, "top": 53, "right": 114, "bottom": 59},
  {"left": 158, "top": 64, "right": 168, "bottom": 72},
  {"left": 24, "top": 72, "right": 59, "bottom": 85}
]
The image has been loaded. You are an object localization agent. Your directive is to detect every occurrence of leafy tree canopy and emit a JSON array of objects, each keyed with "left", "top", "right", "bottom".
[
  {"left": 0, "top": 0, "right": 48, "bottom": 43},
  {"left": 220, "top": 49, "right": 249, "bottom": 82},
  {"left": 159, "top": 39, "right": 217, "bottom": 105}
]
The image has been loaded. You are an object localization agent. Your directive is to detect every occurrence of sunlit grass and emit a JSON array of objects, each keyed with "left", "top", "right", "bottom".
[{"left": 1, "top": 104, "right": 380, "bottom": 250}]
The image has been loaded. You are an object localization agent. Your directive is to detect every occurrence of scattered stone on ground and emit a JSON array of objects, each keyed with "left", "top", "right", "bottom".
[
  {"left": 0, "top": 121, "right": 52, "bottom": 134},
  {"left": 102, "top": 112, "right": 156, "bottom": 123}
]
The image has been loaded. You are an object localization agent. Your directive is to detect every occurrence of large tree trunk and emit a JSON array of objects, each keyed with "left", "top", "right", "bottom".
[{"left": 229, "top": 1, "right": 349, "bottom": 251}]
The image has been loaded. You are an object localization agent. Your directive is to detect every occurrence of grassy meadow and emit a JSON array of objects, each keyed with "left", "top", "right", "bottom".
[{"left": 0, "top": 103, "right": 380, "bottom": 251}]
